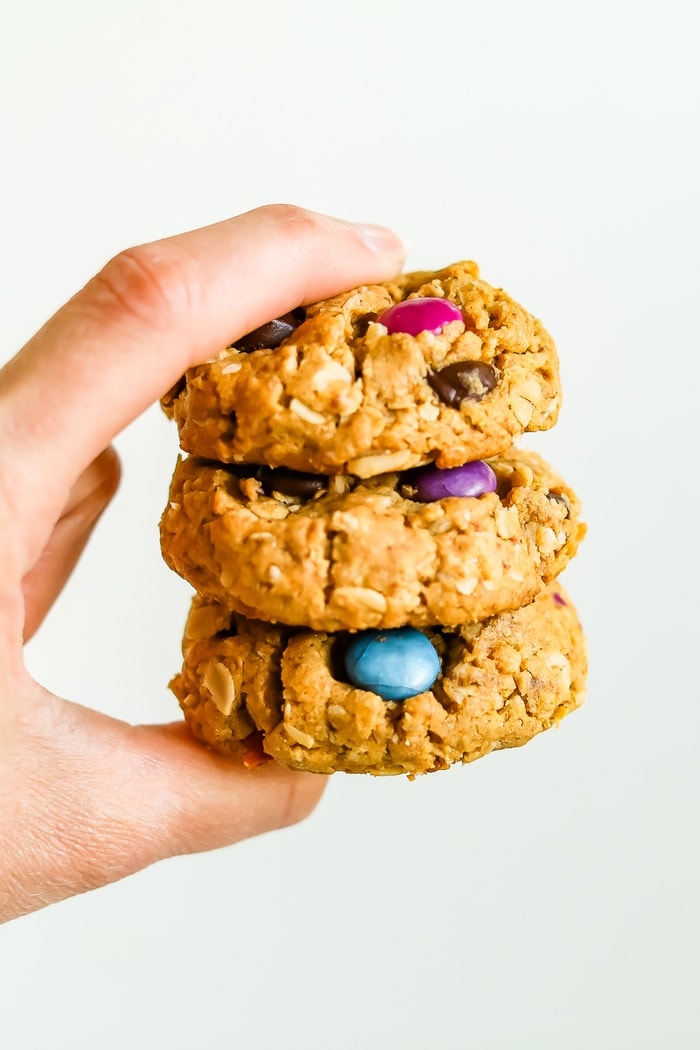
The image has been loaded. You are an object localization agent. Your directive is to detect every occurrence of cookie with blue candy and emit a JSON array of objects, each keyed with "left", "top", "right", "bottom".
[
  {"left": 169, "top": 581, "right": 586, "bottom": 776},
  {"left": 161, "top": 262, "right": 561, "bottom": 477},
  {"left": 160, "top": 446, "right": 585, "bottom": 632}
]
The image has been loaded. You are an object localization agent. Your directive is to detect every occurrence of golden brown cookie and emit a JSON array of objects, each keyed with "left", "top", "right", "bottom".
[
  {"left": 170, "top": 581, "right": 586, "bottom": 776},
  {"left": 162, "top": 262, "right": 561, "bottom": 477},
  {"left": 160, "top": 447, "right": 585, "bottom": 631}
]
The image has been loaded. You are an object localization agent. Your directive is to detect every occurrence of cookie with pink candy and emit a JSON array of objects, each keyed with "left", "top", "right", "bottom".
[{"left": 162, "top": 262, "right": 562, "bottom": 477}]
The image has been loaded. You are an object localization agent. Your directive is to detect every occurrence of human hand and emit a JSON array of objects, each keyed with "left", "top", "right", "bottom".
[{"left": 0, "top": 205, "right": 407, "bottom": 923}]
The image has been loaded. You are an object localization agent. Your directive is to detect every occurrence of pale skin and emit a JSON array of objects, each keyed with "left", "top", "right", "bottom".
[{"left": 0, "top": 204, "right": 407, "bottom": 923}]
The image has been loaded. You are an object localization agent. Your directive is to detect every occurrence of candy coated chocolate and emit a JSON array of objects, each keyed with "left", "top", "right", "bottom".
[
  {"left": 378, "top": 297, "right": 463, "bottom": 336},
  {"left": 427, "top": 361, "right": 497, "bottom": 407},
  {"left": 343, "top": 627, "right": 441, "bottom": 701},
  {"left": 412, "top": 460, "right": 497, "bottom": 502}
]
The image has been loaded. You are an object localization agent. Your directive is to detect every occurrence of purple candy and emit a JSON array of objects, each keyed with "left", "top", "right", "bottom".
[
  {"left": 413, "top": 460, "right": 498, "bottom": 502},
  {"left": 378, "top": 297, "right": 463, "bottom": 336}
]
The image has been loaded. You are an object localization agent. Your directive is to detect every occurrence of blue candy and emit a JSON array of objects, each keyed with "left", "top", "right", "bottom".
[{"left": 343, "top": 627, "right": 441, "bottom": 701}]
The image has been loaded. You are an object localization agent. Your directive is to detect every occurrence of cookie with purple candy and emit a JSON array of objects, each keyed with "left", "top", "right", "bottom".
[
  {"left": 160, "top": 447, "right": 585, "bottom": 632},
  {"left": 161, "top": 262, "right": 561, "bottom": 477},
  {"left": 169, "top": 581, "right": 587, "bottom": 776}
]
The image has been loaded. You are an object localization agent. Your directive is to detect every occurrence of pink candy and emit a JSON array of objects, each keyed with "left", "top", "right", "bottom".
[{"left": 378, "top": 297, "right": 463, "bottom": 336}]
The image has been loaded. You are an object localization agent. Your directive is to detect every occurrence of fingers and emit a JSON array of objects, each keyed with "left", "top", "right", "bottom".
[
  {"left": 0, "top": 205, "right": 407, "bottom": 526},
  {"left": 21, "top": 447, "right": 121, "bottom": 641},
  {"left": 135, "top": 722, "right": 326, "bottom": 856},
  {"left": 0, "top": 690, "right": 325, "bottom": 922}
]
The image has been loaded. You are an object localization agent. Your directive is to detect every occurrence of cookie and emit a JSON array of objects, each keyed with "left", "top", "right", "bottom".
[
  {"left": 162, "top": 262, "right": 562, "bottom": 477},
  {"left": 160, "top": 447, "right": 585, "bottom": 631},
  {"left": 170, "top": 581, "right": 587, "bottom": 776}
]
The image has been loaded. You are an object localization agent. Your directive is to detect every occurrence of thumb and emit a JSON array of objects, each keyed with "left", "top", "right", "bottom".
[{"left": 1, "top": 687, "right": 325, "bottom": 922}]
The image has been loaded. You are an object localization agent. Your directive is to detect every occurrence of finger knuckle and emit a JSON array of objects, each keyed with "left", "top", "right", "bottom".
[
  {"left": 90, "top": 242, "right": 197, "bottom": 329},
  {"left": 256, "top": 202, "right": 324, "bottom": 240}
]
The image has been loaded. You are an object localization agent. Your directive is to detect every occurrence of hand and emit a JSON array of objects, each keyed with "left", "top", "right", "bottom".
[{"left": 0, "top": 204, "right": 407, "bottom": 923}]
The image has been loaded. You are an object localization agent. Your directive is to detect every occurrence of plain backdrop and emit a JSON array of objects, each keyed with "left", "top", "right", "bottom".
[{"left": 1, "top": 1, "right": 699, "bottom": 1047}]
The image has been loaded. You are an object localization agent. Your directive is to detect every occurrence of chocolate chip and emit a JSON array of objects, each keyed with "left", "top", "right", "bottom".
[
  {"left": 546, "top": 491, "right": 571, "bottom": 517},
  {"left": 221, "top": 461, "right": 258, "bottom": 479},
  {"left": 427, "top": 361, "right": 498, "bottom": 407},
  {"left": 233, "top": 308, "right": 305, "bottom": 352},
  {"left": 398, "top": 478, "right": 419, "bottom": 501},
  {"left": 162, "top": 375, "right": 186, "bottom": 407},
  {"left": 256, "top": 466, "right": 327, "bottom": 499},
  {"left": 329, "top": 634, "right": 352, "bottom": 683},
  {"left": 352, "top": 312, "right": 378, "bottom": 338},
  {"left": 495, "top": 475, "right": 513, "bottom": 501}
]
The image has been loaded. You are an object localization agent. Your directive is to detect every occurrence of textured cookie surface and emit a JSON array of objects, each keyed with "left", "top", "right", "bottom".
[
  {"left": 170, "top": 582, "right": 586, "bottom": 776},
  {"left": 160, "top": 447, "right": 585, "bottom": 631},
  {"left": 162, "top": 262, "right": 562, "bottom": 476}
]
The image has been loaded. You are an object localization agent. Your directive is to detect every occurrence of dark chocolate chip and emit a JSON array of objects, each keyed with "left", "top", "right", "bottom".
[
  {"left": 220, "top": 461, "right": 258, "bottom": 479},
  {"left": 256, "top": 466, "right": 327, "bottom": 499},
  {"left": 162, "top": 375, "right": 186, "bottom": 405},
  {"left": 233, "top": 308, "right": 305, "bottom": 352},
  {"left": 546, "top": 491, "right": 571, "bottom": 517},
  {"left": 427, "top": 361, "right": 498, "bottom": 407},
  {"left": 329, "top": 634, "right": 352, "bottom": 683},
  {"left": 352, "top": 311, "right": 379, "bottom": 338},
  {"left": 495, "top": 475, "right": 513, "bottom": 501},
  {"left": 397, "top": 465, "right": 423, "bottom": 500}
]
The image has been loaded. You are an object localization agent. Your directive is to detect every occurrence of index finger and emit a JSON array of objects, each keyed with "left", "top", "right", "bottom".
[{"left": 0, "top": 205, "right": 407, "bottom": 518}]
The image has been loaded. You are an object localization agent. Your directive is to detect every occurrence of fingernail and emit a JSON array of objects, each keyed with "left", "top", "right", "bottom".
[{"left": 350, "top": 222, "right": 411, "bottom": 259}]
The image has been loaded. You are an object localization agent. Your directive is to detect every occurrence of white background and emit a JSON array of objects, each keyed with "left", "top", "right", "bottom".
[{"left": 1, "top": 1, "right": 699, "bottom": 1047}]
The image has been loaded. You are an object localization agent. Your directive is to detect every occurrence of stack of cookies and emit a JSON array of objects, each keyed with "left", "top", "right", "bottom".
[{"left": 160, "top": 262, "right": 586, "bottom": 776}]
